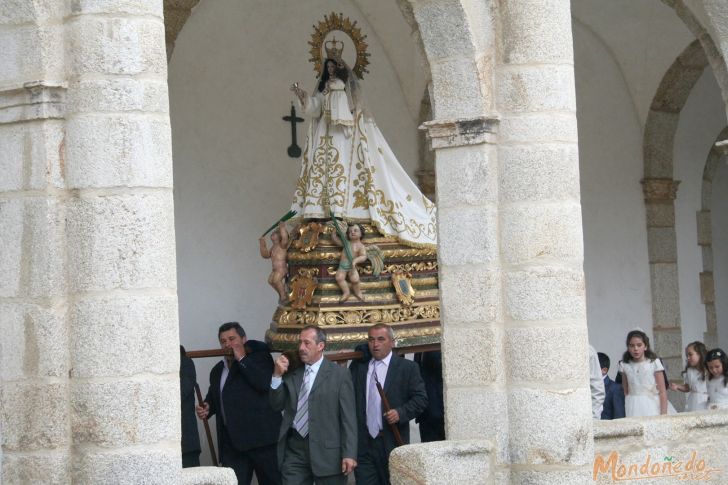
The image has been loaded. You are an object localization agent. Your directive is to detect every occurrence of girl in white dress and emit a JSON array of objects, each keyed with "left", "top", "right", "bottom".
[
  {"left": 670, "top": 341, "right": 708, "bottom": 411},
  {"left": 619, "top": 330, "right": 669, "bottom": 416},
  {"left": 705, "top": 348, "right": 728, "bottom": 410}
]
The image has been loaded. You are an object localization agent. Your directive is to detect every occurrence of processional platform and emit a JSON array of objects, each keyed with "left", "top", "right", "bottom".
[{"left": 265, "top": 221, "right": 441, "bottom": 351}]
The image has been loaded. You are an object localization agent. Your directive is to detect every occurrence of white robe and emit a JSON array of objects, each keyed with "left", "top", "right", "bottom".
[{"left": 291, "top": 78, "right": 437, "bottom": 248}]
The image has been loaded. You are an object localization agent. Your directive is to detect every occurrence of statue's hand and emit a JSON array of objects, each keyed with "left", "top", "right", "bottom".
[{"left": 290, "top": 83, "right": 306, "bottom": 101}]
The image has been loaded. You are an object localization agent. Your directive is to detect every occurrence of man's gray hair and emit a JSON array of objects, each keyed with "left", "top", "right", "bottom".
[{"left": 302, "top": 325, "right": 327, "bottom": 345}]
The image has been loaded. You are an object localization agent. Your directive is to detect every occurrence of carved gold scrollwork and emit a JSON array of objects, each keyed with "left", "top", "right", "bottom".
[
  {"left": 289, "top": 247, "right": 436, "bottom": 263},
  {"left": 359, "top": 261, "right": 438, "bottom": 276},
  {"left": 277, "top": 303, "right": 440, "bottom": 326},
  {"left": 267, "top": 325, "right": 441, "bottom": 346}
]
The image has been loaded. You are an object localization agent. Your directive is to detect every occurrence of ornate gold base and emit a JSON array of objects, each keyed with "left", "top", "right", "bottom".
[{"left": 265, "top": 221, "right": 441, "bottom": 351}]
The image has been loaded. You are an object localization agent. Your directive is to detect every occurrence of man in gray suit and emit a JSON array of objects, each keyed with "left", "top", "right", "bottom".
[
  {"left": 270, "top": 325, "right": 357, "bottom": 485},
  {"left": 350, "top": 323, "right": 427, "bottom": 484}
]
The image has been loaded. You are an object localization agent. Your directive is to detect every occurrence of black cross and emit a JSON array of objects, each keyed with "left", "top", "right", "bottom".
[{"left": 283, "top": 104, "right": 304, "bottom": 158}]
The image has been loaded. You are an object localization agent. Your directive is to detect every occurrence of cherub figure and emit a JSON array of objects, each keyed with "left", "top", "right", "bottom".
[
  {"left": 330, "top": 220, "right": 384, "bottom": 302},
  {"left": 259, "top": 222, "right": 290, "bottom": 303}
]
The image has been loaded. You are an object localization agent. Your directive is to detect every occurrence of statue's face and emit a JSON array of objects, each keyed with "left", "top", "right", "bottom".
[
  {"left": 326, "top": 60, "right": 337, "bottom": 77},
  {"left": 348, "top": 225, "right": 361, "bottom": 240}
]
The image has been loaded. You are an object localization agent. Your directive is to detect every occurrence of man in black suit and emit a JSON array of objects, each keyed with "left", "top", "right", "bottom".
[
  {"left": 180, "top": 345, "right": 201, "bottom": 467},
  {"left": 350, "top": 323, "right": 427, "bottom": 484},
  {"left": 196, "top": 322, "right": 281, "bottom": 485},
  {"left": 270, "top": 325, "right": 357, "bottom": 485},
  {"left": 414, "top": 350, "right": 445, "bottom": 442}
]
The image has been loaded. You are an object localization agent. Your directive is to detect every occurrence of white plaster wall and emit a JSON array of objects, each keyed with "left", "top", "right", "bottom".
[
  {"left": 714, "top": 160, "right": 728, "bottom": 350},
  {"left": 168, "top": 0, "right": 426, "bottom": 465},
  {"left": 573, "top": 20, "right": 653, "bottom": 376},
  {"left": 571, "top": 0, "right": 693, "bottom": 126},
  {"left": 674, "top": 70, "right": 726, "bottom": 350},
  {"left": 573, "top": 3, "right": 726, "bottom": 376}
]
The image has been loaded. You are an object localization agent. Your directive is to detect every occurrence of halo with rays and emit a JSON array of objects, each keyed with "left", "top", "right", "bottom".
[{"left": 308, "top": 12, "right": 370, "bottom": 79}]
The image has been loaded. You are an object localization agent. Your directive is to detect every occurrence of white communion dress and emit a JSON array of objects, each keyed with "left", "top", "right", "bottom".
[
  {"left": 620, "top": 359, "right": 668, "bottom": 417},
  {"left": 707, "top": 375, "right": 728, "bottom": 410},
  {"left": 685, "top": 367, "right": 709, "bottom": 411},
  {"left": 291, "top": 76, "right": 437, "bottom": 248}
]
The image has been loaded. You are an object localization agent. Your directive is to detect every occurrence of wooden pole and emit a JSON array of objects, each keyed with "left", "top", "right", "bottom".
[
  {"left": 185, "top": 343, "right": 440, "bottom": 361},
  {"left": 375, "top": 381, "right": 405, "bottom": 446},
  {"left": 194, "top": 383, "right": 218, "bottom": 466}
]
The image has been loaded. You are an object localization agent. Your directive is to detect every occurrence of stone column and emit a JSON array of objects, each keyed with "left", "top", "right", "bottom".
[
  {"left": 697, "top": 209, "right": 718, "bottom": 348},
  {"left": 64, "top": 1, "right": 180, "bottom": 482},
  {"left": 0, "top": 2, "right": 70, "bottom": 483},
  {"left": 498, "top": 0, "right": 593, "bottom": 483},
  {"left": 641, "top": 178, "right": 684, "bottom": 393},
  {"left": 421, "top": 117, "right": 505, "bottom": 478}
]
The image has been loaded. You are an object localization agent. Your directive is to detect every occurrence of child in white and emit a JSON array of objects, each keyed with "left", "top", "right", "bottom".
[
  {"left": 705, "top": 348, "right": 728, "bottom": 410},
  {"left": 670, "top": 341, "right": 708, "bottom": 411},
  {"left": 619, "top": 329, "right": 668, "bottom": 417}
]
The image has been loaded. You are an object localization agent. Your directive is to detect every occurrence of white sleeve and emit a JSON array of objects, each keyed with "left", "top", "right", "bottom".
[
  {"left": 298, "top": 91, "right": 322, "bottom": 118},
  {"left": 270, "top": 375, "right": 283, "bottom": 389},
  {"left": 589, "top": 345, "right": 605, "bottom": 418}
]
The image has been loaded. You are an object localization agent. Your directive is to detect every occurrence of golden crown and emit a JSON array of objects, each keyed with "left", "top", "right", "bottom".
[
  {"left": 308, "top": 12, "right": 370, "bottom": 79},
  {"left": 325, "top": 37, "right": 344, "bottom": 61}
]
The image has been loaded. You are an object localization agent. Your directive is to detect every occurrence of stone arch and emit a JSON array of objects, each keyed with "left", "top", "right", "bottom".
[
  {"left": 696, "top": 126, "right": 728, "bottom": 347},
  {"left": 642, "top": 39, "right": 708, "bottom": 385},
  {"left": 164, "top": 1, "right": 491, "bottom": 117},
  {"left": 163, "top": 0, "right": 492, "bottom": 199},
  {"left": 164, "top": 0, "right": 200, "bottom": 60},
  {"left": 663, "top": 0, "right": 728, "bottom": 111},
  {"left": 416, "top": 87, "right": 436, "bottom": 199}
]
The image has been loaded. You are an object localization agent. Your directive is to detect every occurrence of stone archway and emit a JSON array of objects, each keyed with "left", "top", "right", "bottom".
[
  {"left": 664, "top": 0, "right": 728, "bottom": 111},
  {"left": 167, "top": 0, "right": 594, "bottom": 481},
  {"left": 164, "top": 0, "right": 201, "bottom": 60},
  {"left": 697, "top": 126, "right": 728, "bottom": 348},
  {"left": 167, "top": 0, "right": 594, "bottom": 482},
  {"left": 1, "top": 0, "right": 596, "bottom": 483},
  {"left": 642, "top": 40, "right": 709, "bottom": 386}
]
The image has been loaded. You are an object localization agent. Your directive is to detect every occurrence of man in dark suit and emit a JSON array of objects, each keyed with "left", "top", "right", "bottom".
[
  {"left": 270, "top": 325, "right": 357, "bottom": 485},
  {"left": 413, "top": 350, "right": 444, "bottom": 442},
  {"left": 598, "top": 352, "right": 626, "bottom": 420},
  {"left": 350, "top": 323, "right": 427, "bottom": 484},
  {"left": 196, "top": 322, "right": 281, "bottom": 485},
  {"left": 180, "top": 345, "right": 201, "bottom": 467}
]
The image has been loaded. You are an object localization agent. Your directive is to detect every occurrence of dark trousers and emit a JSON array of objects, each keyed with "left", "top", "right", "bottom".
[
  {"left": 182, "top": 450, "right": 200, "bottom": 468},
  {"left": 354, "top": 434, "right": 390, "bottom": 485},
  {"left": 419, "top": 417, "right": 445, "bottom": 442},
  {"left": 281, "top": 430, "right": 346, "bottom": 485},
  {"left": 220, "top": 426, "right": 281, "bottom": 485}
]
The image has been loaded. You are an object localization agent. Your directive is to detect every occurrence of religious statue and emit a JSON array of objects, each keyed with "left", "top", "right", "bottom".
[
  {"left": 259, "top": 221, "right": 290, "bottom": 302},
  {"left": 264, "top": 13, "right": 442, "bottom": 351},
  {"left": 289, "top": 22, "right": 437, "bottom": 248},
  {"left": 329, "top": 218, "right": 383, "bottom": 302}
]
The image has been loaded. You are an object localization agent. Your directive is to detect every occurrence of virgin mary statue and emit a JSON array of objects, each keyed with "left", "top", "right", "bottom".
[{"left": 290, "top": 41, "right": 437, "bottom": 248}]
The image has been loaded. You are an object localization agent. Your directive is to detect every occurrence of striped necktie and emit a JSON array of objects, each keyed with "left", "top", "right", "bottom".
[
  {"left": 293, "top": 366, "right": 312, "bottom": 437},
  {"left": 367, "top": 360, "right": 382, "bottom": 438}
]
